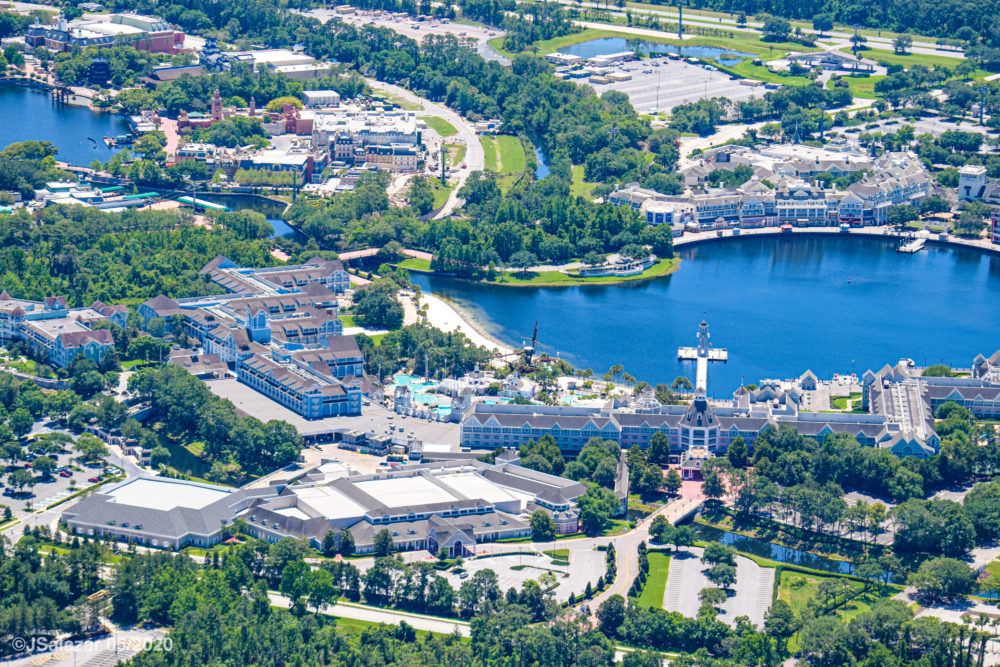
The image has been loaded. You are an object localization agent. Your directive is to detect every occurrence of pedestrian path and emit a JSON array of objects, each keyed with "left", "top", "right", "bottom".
[{"left": 36, "top": 489, "right": 75, "bottom": 507}]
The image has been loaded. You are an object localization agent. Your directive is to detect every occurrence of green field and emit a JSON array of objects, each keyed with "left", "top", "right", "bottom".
[
  {"left": 339, "top": 314, "right": 356, "bottom": 327},
  {"left": 425, "top": 116, "right": 457, "bottom": 136},
  {"left": 488, "top": 257, "right": 680, "bottom": 287},
  {"left": 724, "top": 59, "right": 812, "bottom": 86},
  {"left": 637, "top": 552, "right": 670, "bottom": 608},
  {"left": 431, "top": 180, "right": 454, "bottom": 209},
  {"left": 397, "top": 258, "right": 432, "bottom": 272},
  {"left": 481, "top": 136, "right": 498, "bottom": 171},
  {"left": 854, "top": 47, "right": 969, "bottom": 70},
  {"left": 830, "top": 393, "right": 862, "bottom": 410},
  {"left": 571, "top": 164, "right": 600, "bottom": 199},
  {"left": 496, "top": 136, "right": 526, "bottom": 174},
  {"left": 444, "top": 143, "right": 466, "bottom": 167}
]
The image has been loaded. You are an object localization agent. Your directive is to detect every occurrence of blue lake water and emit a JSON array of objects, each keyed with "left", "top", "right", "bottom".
[
  {"left": 558, "top": 37, "right": 753, "bottom": 61},
  {"left": 411, "top": 235, "right": 1000, "bottom": 393},
  {"left": 198, "top": 193, "right": 300, "bottom": 239},
  {"left": 535, "top": 147, "right": 550, "bottom": 179},
  {"left": 0, "top": 82, "right": 131, "bottom": 165}
]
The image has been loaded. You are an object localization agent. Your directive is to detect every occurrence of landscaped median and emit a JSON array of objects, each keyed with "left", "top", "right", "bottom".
[{"left": 46, "top": 474, "right": 126, "bottom": 510}]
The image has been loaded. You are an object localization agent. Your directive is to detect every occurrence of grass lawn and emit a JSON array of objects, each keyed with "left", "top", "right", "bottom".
[
  {"left": 854, "top": 48, "right": 970, "bottom": 70},
  {"left": 444, "top": 143, "right": 466, "bottom": 167},
  {"left": 724, "top": 59, "right": 812, "bottom": 86},
  {"left": 339, "top": 314, "right": 356, "bottom": 328},
  {"left": 830, "top": 393, "right": 862, "bottom": 410},
  {"left": 569, "top": 164, "right": 599, "bottom": 199},
  {"left": 425, "top": 116, "right": 457, "bottom": 137},
  {"left": 397, "top": 258, "right": 432, "bottom": 271},
  {"left": 371, "top": 91, "right": 421, "bottom": 111},
  {"left": 985, "top": 561, "right": 1000, "bottom": 578},
  {"left": 487, "top": 257, "right": 680, "bottom": 287},
  {"left": 544, "top": 548, "right": 570, "bottom": 559},
  {"left": 496, "top": 135, "right": 525, "bottom": 174},
  {"left": 430, "top": 180, "right": 454, "bottom": 209},
  {"left": 637, "top": 552, "right": 670, "bottom": 608},
  {"left": 827, "top": 75, "right": 885, "bottom": 99},
  {"left": 481, "top": 136, "right": 499, "bottom": 171}
]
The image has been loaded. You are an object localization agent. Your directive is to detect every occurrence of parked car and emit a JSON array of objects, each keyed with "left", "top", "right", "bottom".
[
  {"left": 59, "top": 471, "right": 71, "bottom": 477},
  {"left": 87, "top": 477, "right": 100, "bottom": 483}
]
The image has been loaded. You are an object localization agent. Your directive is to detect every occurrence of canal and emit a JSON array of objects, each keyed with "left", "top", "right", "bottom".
[
  {"left": 410, "top": 235, "right": 1000, "bottom": 391},
  {"left": 0, "top": 81, "right": 131, "bottom": 165},
  {"left": 694, "top": 524, "right": 856, "bottom": 574}
]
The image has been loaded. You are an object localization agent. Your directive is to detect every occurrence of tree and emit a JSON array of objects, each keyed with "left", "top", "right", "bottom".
[
  {"left": 663, "top": 468, "right": 682, "bottom": 496},
  {"left": 702, "top": 543, "right": 736, "bottom": 566},
  {"left": 671, "top": 525, "right": 696, "bottom": 551},
  {"left": 596, "top": 594, "right": 626, "bottom": 636},
  {"left": 727, "top": 436, "right": 748, "bottom": 468},
  {"left": 321, "top": 530, "right": 337, "bottom": 557},
  {"left": 706, "top": 563, "right": 737, "bottom": 589},
  {"left": 530, "top": 509, "right": 556, "bottom": 542},
  {"left": 306, "top": 568, "right": 335, "bottom": 615},
  {"left": 962, "top": 482, "right": 1000, "bottom": 543},
  {"left": 9, "top": 407, "right": 32, "bottom": 438},
  {"left": 32, "top": 455, "right": 55, "bottom": 477},
  {"left": 672, "top": 376, "right": 693, "bottom": 391},
  {"left": 649, "top": 515, "right": 671, "bottom": 544},
  {"left": 887, "top": 204, "right": 919, "bottom": 227},
  {"left": 699, "top": 586, "right": 727, "bottom": 607},
  {"left": 647, "top": 431, "right": 670, "bottom": 464},
  {"left": 340, "top": 529, "right": 355, "bottom": 557},
  {"left": 764, "top": 599, "right": 798, "bottom": 638},
  {"left": 894, "top": 35, "right": 913, "bottom": 55},
  {"left": 812, "top": 14, "right": 834, "bottom": 35},
  {"left": 509, "top": 250, "right": 538, "bottom": 274},
  {"left": 922, "top": 364, "right": 953, "bottom": 377},
  {"left": 75, "top": 435, "right": 108, "bottom": 464},
  {"left": 577, "top": 486, "right": 619, "bottom": 534},
  {"left": 760, "top": 14, "right": 791, "bottom": 41},
  {"left": 907, "top": 557, "right": 976, "bottom": 603},
  {"left": 8, "top": 467, "right": 34, "bottom": 492},
  {"left": 374, "top": 529, "right": 394, "bottom": 557},
  {"left": 702, "top": 470, "right": 726, "bottom": 503}
]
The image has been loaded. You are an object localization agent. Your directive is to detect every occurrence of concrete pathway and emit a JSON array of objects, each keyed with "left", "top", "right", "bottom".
[{"left": 268, "top": 592, "right": 471, "bottom": 637}]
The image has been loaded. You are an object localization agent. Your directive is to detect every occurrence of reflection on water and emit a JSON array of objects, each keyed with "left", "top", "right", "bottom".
[{"left": 411, "top": 235, "right": 1000, "bottom": 389}]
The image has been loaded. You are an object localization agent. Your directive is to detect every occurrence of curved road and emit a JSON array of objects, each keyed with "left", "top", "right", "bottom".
[{"left": 364, "top": 79, "right": 485, "bottom": 219}]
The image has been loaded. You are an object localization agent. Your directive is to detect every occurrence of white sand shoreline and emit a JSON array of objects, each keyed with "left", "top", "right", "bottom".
[{"left": 420, "top": 292, "right": 514, "bottom": 356}]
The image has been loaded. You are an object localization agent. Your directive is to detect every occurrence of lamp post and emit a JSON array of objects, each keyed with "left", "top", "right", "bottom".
[
  {"left": 978, "top": 85, "right": 988, "bottom": 126},
  {"left": 677, "top": 0, "right": 684, "bottom": 40}
]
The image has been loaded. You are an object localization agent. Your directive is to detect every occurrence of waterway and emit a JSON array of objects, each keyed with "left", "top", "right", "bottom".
[
  {"left": 558, "top": 37, "right": 754, "bottom": 63},
  {"left": 694, "top": 524, "right": 855, "bottom": 574},
  {"left": 410, "top": 235, "right": 1000, "bottom": 392},
  {"left": 534, "top": 147, "right": 550, "bottom": 179},
  {"left": 198, "top": 192, "right": 301, "bottom": 239},
  {"left": 0, "top": 82, "right": 131, "bottom": 166}
]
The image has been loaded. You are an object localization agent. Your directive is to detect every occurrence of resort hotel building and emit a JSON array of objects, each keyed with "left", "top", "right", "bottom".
[
  {"left": 0, "top": 292, "right": 125, "bottom": 368},
  {"left": 141, "top": 255, "right": 372, "bottom": 419},
  {"left": 63, "top": 454, "right": 597, "bottom": 554},
  {"left": 609, "top": 146, "right": 932, "bottom": 231}
]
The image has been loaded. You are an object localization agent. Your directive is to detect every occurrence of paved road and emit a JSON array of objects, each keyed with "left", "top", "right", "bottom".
[
  {"left": 268, "top": 592, "right": 472, "bottom": 636},
  {"left": 363, "top": 79, "right": 484, "bottom": 219}
]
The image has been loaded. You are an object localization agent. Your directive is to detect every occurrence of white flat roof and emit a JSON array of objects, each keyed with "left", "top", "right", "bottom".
[
  {"left": 274, "top": 506, "right": 312, "bottom": 520},
  {"left": 293, "top": 485, "right": 366, "bottom": 520},
  {"left": 355, "top": 476, "right": 457, "bottom": 508},
  {"left": 107, "top": 478, "right": 230, "bottom": 511},
  {"left": 439, "top": 472, "right": 521, "bottom": 507}
]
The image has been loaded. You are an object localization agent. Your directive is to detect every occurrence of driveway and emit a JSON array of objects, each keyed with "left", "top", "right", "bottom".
[{"left": 363, "top": 79, "right": 485, "bottom": 219}]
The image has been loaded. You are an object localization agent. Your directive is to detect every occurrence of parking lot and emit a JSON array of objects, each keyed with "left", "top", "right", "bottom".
[
  {"left": 304, "top": 8, "right": 509, "bottom": 63},
  {"left": 205, "top": 378, "right": 461, "bottom": 445},
  {"left": 1, "top": 447, "right": 118, "bottom": 515},
  {"left": 845, "top": 113, "right": 998, "bottom": 139},
  {"left": 575, "top": 56, "right": 766, "bottom": 113},
  {"left": 440, "top": 550, "right": 606, "bottom": 600}
]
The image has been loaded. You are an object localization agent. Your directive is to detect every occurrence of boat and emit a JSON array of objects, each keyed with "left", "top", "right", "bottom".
[{"left": 897, "top": 238, "right": 925, "bottom": 253}]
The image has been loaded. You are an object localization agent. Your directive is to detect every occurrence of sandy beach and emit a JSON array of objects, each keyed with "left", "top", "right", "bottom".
[{"left": 419, "top": 292, "right": 514, "bottom": 355}]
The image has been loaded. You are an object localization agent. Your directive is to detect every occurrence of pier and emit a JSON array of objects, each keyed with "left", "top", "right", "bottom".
[
  {"left": 897, "top": 237, "right": 926, "bottom": 253},
  {"left": 677, "top": 320, "right": 727, "bottom": 393}
]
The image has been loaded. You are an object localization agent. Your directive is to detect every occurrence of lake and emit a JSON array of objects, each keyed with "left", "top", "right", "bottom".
[
  {"left": 197, "top": 192, "right": 301, "bottom": 239},
  {"left": 0, "top": 82, "right": 131, "bottom": 166},
  {"left": 558, "top": 37, "right": 753, "bottom": 62},
  {"left": 410, "top": 235, "right": 1000, "bottom": 392}
]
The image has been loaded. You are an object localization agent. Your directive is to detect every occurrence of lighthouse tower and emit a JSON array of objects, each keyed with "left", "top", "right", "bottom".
[{"left": 696, "top": 320, "right": 710, "bottom": 357}]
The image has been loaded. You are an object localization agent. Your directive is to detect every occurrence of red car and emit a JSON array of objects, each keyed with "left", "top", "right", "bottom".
[
  {"left": 87, "top": 477, "right": 100, "bottom": 483},
  {"left": 59, "top": 471, "right": 71, "bottom": 477}
]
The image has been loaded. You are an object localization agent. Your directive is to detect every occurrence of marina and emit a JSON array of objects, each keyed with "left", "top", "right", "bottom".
[{"left": 897, "top": 237, "right": 926, "bottom": 253}]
